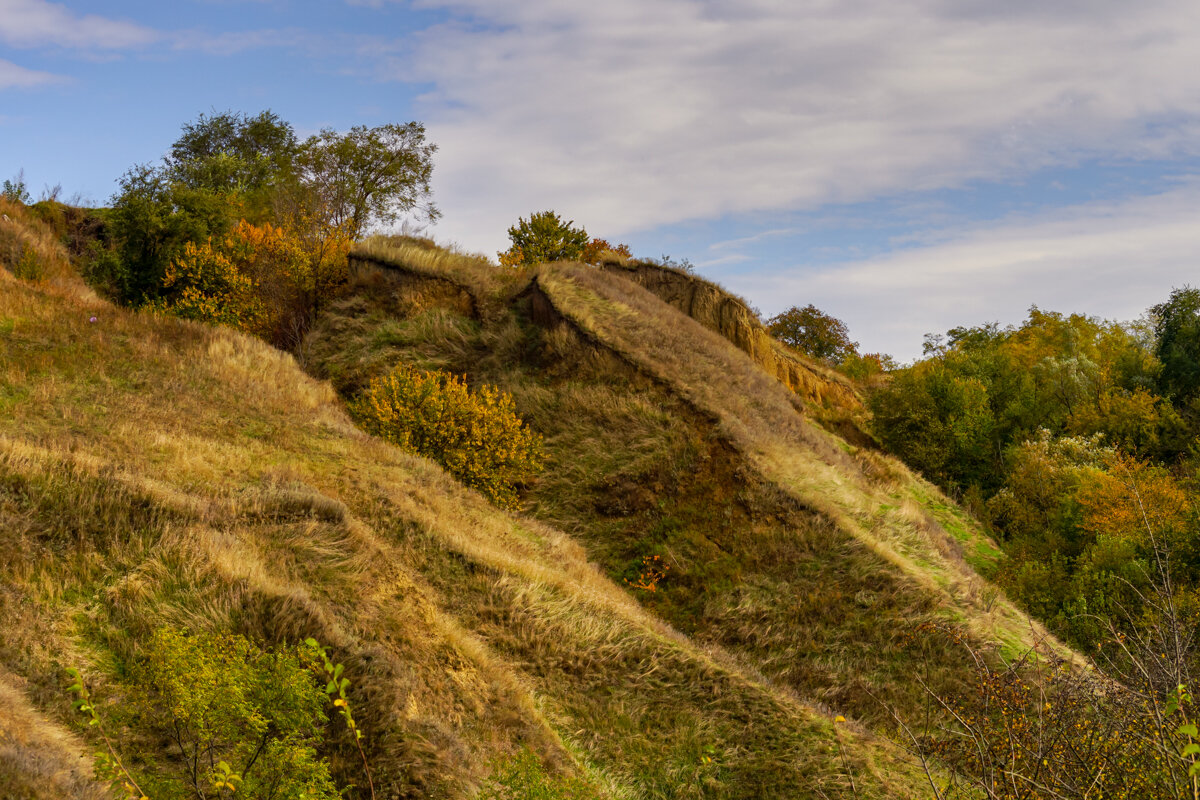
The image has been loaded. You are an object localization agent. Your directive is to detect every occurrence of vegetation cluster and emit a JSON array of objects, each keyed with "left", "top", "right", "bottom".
[
  {"left": 12, "top": 99, "right": 1200, "bottom": 799},
  {"left": 853, "top": 291, "right": 1200, "bottom": 796},
  {"left": 497, "top": 210, "right": 631, "bottom": 269},
  {"left": 350, "top": 363, "right": 544, "bottom": 509},
  {"left": 82, "top": 111, "right": 436, "bottom": 348}
]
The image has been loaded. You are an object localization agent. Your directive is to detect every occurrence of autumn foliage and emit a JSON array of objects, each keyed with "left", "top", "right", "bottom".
[
  {"left": 350, "top": 365, "right": 543, "bottom": 509},
  {"left": 153, "top": 219, "right": 350, "bottom": 345},
  {"left": 905, "top": 629, "right": 1199, "bottom": 800}
]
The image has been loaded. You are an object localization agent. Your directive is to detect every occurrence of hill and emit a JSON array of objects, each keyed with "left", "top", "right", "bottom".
[
  {"left": 311, "top": 242, "right": 1069, "bottom": 728},
  {"left": 0, "top": 206, "right": 1065, "bottom": 799}
]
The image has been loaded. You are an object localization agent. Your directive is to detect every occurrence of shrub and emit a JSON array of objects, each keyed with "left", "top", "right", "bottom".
[
  {"left": 350, "top": 365, "right": 543, "bottom": 509},
  {"left": 498, "top": 211, "right": 589, "bottom": 268},
  {"left": 135, "top": 629, "right": 340, "bottom": 800},
  {"left": 149, "top": 219, "right": 350, "bottom": 344},
  {"left": 68, "top": 629, "right": 342, "bottom": 800},
  {"left": 581, "top": 238, "right": 632, "bottom": 264},
  {"left": 2, "top": 171, "right": 30, "bottom": 204},
  {"left": 838, "top": 351, "right": 896, "bottom": 381},
  {"left": 151, "top": 235, "right": 268, "bottom": 333},
  {"left": 896, "top": 627, "right": 1200, "bottom": 800}
]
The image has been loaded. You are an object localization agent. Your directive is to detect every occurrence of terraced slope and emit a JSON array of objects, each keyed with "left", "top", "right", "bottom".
[{"left": 0, "top": 218, "right": 930, "bottom": 797}]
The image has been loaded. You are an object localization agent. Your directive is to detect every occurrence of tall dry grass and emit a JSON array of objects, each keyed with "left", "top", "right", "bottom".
[
  {"left": 0, "top": 247, "right": 935, "bottom": 797},
  {"left": 532, "top": 263, "right": 1064, "bottom": 661}
]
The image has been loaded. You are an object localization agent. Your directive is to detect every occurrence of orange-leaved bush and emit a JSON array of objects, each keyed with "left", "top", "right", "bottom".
[
  {"left": 350, "top": 364, "right": 543, "bottom": 509},
  {"left": 153, "top": 219, "right": 350, "bottom": 344}
]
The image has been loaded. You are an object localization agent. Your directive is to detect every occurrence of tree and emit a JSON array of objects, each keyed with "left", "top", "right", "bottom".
[
  {"left": 498, "top": 211, "right": 589, "bottom": 267},
  {"left": 166, "top": 110, "right": 298, "bottom": 204},
  {"left": 107, "top": 164, "right": 239, "bottom": 303},
  {"left": 868, "top": 361, "right": 997, "bottom": 490},
  {"left": 1153, "top": 286, "right": 1200, "bottom": 407},
  {"left": 99, "top": 111, "right": 434, "bottom": 321},
  {"left": 297, "top": 122, "right": 438, "bottom": 239},
  {"left": 766, "top": 304, "right": 858, "bottom": 364}
]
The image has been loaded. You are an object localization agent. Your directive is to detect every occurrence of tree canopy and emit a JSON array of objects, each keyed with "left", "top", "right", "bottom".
[
  {"left": 1153, "top": 286, "right": 1200, "bottom": 407},
  {"left": 297, "top": 122, "right": 438, "bottom": 239},
  {"left": 766, "top": 304, "right": 858, "bottom": 364}
]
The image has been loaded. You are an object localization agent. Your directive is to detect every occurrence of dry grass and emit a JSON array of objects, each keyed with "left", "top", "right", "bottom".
[
  {"left": 297, "top": 238, "right": 1084, "bottom": 794},
  {"left": 0, "top": 197, "right": 98, "bottom": 303},
  {"left": 353, "top": 235, "right": 516, "bottom": 306},
  {"left": 531, "top": 265, "right": 1056, "bottom": 649},
  {"left": 0, "top": 670, "right": 105, "bottom": 800},
  {"left": 0, "top": 257, "right": 935, "bottom": 797},
  {"left": 601, "top": 259, "right": 862, "bottom": 415}
]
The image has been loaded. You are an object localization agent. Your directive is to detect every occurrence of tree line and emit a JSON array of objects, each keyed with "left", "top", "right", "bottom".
[{"left": 83, "top": 110, "right": 437, "bottom": 348}]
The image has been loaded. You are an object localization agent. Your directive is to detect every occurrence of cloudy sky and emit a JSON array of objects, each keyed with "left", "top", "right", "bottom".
[{"left": 4, "top": 0, "right": 1200, "bottom": 360}]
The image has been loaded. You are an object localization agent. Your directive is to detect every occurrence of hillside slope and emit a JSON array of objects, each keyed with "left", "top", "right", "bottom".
[
  {"left": 0, "top": 211, "right": 935, "bottom": 797},
  {"left": 310, "top": 240, "right": 1069, "bottom": 739},
  {"left": 596, "top": 258, "right": 862, "bottom": 417}
]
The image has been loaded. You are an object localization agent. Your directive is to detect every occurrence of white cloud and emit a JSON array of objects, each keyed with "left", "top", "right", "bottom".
[
  {"left": 0, "top": 57, "right": 60, "bottom": 89},
  {"left": 736, "top": 183, "right": 1200, "bottom": 362},
  {"left": 371, "top": 0, "right": 1200, "bottom": 255},
  {"left": 0, "top": 0, "right": 156, "bottom": 50},
  {"left": 170, "top": 27, "right": 311, "bottom": 56}
]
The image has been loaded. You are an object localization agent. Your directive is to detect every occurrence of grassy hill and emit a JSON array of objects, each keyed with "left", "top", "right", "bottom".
[{"left": 0, "top": 206, "right": 1066, "bottom": 799}]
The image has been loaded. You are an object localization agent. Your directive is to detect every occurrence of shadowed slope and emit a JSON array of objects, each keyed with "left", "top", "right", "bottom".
[
  {"left": 534, "top": 263, "right": 1050, "bottom": 653},
  {"left": 305, "top": 240, "right": 1075, "bottom": 754}
]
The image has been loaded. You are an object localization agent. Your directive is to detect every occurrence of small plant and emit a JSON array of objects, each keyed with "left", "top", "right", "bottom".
[
  {"left": 477, "top": 748, "right": 603, "bottom": 800},
  {"left": 625, "top": 554, "right": 669, "bottom": 593},
  {"left": 2, "top": 171, "right": 31, "bottom": 205},
  {"left": 65, "top": 667, "right": 148, "bottom": 800},
  {"left": 350, "top": 364, "right": 544, "bottom": 509},
  {"left": 11, "top": 244, "right": 42, "bottom": 281},
  {"left": 831, "top": 715, "right": 859, "bottom": 799},
  {"left": 305, "top": 637, "right": 375, "bottom": 800}
]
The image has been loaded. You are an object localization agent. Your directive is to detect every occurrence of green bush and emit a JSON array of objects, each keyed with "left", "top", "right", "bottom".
[
  {"left": 350, "top": 364, "right": 543, "bottom": 509},
  {"left": 131, "top": 628, "right": 339, "bottom": 800},
  {"left": 498, "top": 211, "right": 589, "bottom": 268}
]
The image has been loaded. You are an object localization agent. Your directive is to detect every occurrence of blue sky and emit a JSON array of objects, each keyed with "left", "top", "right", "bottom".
[{"left": 5, "top": 1, "right": 1200, "bottom": 361}]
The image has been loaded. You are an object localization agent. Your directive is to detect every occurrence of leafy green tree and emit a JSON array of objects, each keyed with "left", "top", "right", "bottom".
[
  {"left": 498, "top": 211, "right": 589, "bottom": 267},
  {"left": 133, "top": 629, "right": 339, "bottom": 800},
  {"left": 1154, "top": 286, "right": 1200, "bottom": 407},
  {"left": 868, "top": 361, "right": 997, "bottom": 489},
  {"left": 166, "top": 110, "right": 299, "bottom": 205},
  {"left": 297, "top": 122, "right": 438, "bottom": 239},
  {"left": 766, "top": 304, "right": 858, "bottom": 364},
  {"left": 107, "top": 164, "right": 238, "bottom": 303}
]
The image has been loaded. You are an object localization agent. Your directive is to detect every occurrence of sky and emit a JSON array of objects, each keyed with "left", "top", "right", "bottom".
[{"left": 4, "top": 1, "right": 1200, "bottom": 361}]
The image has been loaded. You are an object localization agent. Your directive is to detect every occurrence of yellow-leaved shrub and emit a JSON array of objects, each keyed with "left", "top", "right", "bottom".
[
  {"left": 155, "top": 234, "right": 268, "bottom": 332},
  {"left": 350, "top": 365, "right": 543, "bottom": 509},
  {"left": 153, "top": 219, "right": 350, "bottom": 345}
]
